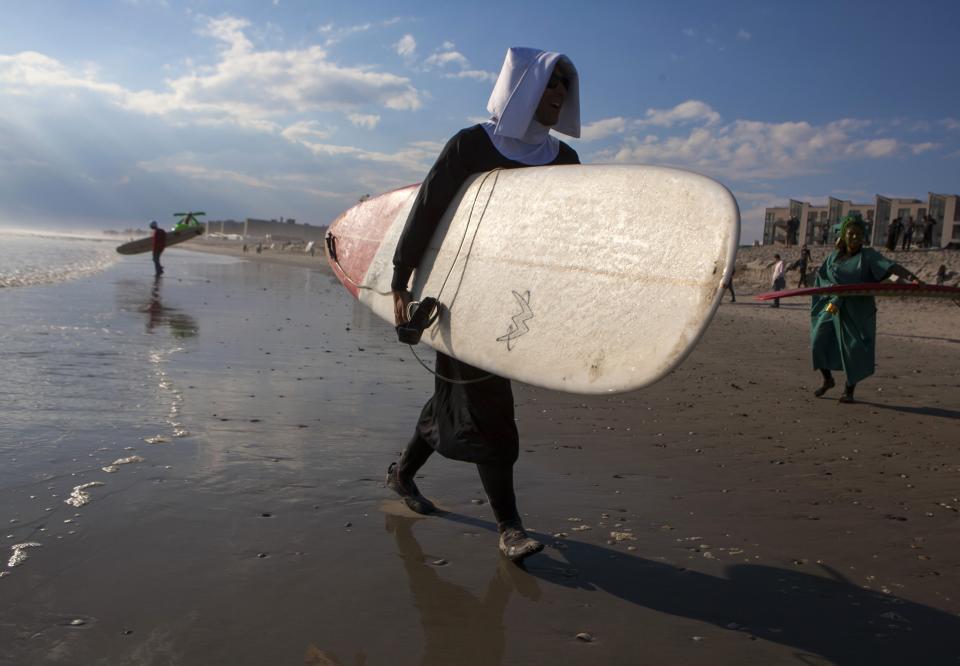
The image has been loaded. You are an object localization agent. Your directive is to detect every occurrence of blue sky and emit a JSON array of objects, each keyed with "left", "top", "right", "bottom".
[{"left": 1, "top": 0, "right": 958, "bottom": 241}]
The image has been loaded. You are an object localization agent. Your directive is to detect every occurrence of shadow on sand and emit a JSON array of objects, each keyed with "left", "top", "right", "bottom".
[
  {"left": 854, "top": 400, "right": 960, "bottom": 421},
  {"left": 419, "top": 511, "right": 960, "bottom": 666}
]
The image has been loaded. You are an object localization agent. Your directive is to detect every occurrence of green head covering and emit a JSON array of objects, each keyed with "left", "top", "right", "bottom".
[
  {"left": 835, "top": 214, "right": 865, "bottom": 252},
  {"left": 837, "top": 214, "right": 864, "bottom": 238}
]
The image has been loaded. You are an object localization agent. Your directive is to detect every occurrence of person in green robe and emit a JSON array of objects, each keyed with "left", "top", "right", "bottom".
[{"left": 811, "top": 215, "right": 922, "bottom": 403}]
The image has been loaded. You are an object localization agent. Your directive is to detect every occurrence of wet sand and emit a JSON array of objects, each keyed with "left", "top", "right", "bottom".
[{"left": 2, "top": 244, "right": 958, "bottom": 665}]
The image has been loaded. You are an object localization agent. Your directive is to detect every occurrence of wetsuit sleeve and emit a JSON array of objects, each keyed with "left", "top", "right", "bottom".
[{"left": 392, "top": 131, "right": 471, "bottom": 291}]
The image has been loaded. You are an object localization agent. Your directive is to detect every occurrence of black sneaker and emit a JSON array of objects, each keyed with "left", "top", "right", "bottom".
[
  {"left": 498, "top": 521, "right": 543, "bottom": 562},
  {"left": 814, "top": 376, "right": 836, "bottom": 397},
  {"left": 385, "top": 462, "right": 435, "bottom": 515}
]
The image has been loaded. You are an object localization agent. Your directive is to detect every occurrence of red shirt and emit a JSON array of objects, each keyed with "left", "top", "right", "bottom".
[{"left": 152, "top": 228, "right": 167, "bottom": 252}]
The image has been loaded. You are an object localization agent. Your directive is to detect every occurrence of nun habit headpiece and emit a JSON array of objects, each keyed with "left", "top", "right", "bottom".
[{"left": 481, "top": 47, "right": 580, "bottom": 166}]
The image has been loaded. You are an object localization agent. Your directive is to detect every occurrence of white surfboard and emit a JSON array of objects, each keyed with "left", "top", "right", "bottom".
[{"left": 326, "top": 164, "right": 739, "bottom": 394}]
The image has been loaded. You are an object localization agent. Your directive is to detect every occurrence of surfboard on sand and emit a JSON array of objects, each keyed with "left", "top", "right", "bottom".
[
  {"left": 325, "top": 164, "right": 740, "bottom": 395},
  {"left": 116, "top": 226, "right": 203, "bottom": 255},
  {"left": 754, "top": 283, "right": 960, "bottom": 301}
]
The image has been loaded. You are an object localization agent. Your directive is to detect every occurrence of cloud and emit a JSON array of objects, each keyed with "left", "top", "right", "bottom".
[
  {"left": 0, "top": 51, "right": 126, "bottom": 98},
  {"left": 288, "top": 137, "right": 436, "bottom": 172},
  {"left": 737, "top": 28, "right": 751, "bottom": 40},
  {"left": 682, "top": 28, "right": 695, "bottom": 37},
  {"left": 137, "top": 155, "right": 342, "bottom": 198},
  {"left": 941, "top": 118, "right": 960, "bottom": 131},
  {"left": 910, "top": 142, "right": 938, "bottom": 155},
  {"left": 2, "top": 15, "right": 424, "bottom": 134},
  {"left": 639, "top": 100, "right": 721, "bottom": 127},
  {"left": 856, "top": 138, "right": 898, "bottom": 158},
  {"left": 0, "top": 15, "right": 440, "bottom": 226},
  {"left": 447, "top": 69, "right": 497, "bottom": 83},
  {"left": 424, "top": 49, "right": 469, "bottom": 69},
  {"left": 579, "top": 117, "right": 628, "bottom": 142},
  {"left": 591, "top": 101, "right": 913, "bottom": 180},
  {"left": 280, "top": 120, "right": 335, "bottom": 143},
  {"left": 318, "top": 21, "right": 372, "bottom": 47},
  {"left": 395, "top": 34, "right": 416, "bottom": 59},
  {"left": 414, "top": 41, "right": 495, "bottom": 82},
  {"left": 347, "top": 113, "right": 381, "bottom": 129}
]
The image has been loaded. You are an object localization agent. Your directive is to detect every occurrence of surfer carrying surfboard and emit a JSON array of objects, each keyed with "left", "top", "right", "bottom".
[
  {"left": 149, "top": 221, "right": 166, "bottom": 277},
  {"left": 385, "top": 47, "right": 581, "bottom": 563},
  {"left": 811, "top": 215, "right": 922, "bottom": 403}
]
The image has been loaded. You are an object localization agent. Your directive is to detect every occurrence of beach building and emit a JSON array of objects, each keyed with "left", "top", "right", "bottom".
[
  {"left": 872, "top": 197, "right": 925, "bottom": 248},
  {"left": 202, "top": 217, "right": 327, "bottom": 243},
  {"left": 764, "top": 197, "right": 873, "bottom": 247},
  {"left": 928, "top": 193, "right": 960, "bottom": 248},
  {"left": 763, "top": 192, "right": 960, "bottom": 248}
]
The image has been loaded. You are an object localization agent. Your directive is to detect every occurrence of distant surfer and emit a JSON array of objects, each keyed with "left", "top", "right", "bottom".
[
  {"left": 149, "top": 221, "right": 166, "bottom": 277},
  {"left": 811, "top": 215, "right": 922, "bottom": 403},
  {"left": 387, "top": 47, "right": 581, "bottom": 563}
]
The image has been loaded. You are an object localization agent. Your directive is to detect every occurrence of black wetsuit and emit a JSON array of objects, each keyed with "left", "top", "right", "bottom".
[{"left": 392, "top": 124, "right": 579, "bottom": 522}]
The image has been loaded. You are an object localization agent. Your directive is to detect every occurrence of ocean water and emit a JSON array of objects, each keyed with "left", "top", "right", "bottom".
[{"left": 0, "top": 231, "right": 120, "bottom": 288}]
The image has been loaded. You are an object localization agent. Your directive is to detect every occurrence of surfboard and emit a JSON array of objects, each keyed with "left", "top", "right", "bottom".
[
  {"left": 116, "top": 226, "right": 204, "bottom": 255},
  {"left": 326, "top": 164, "right": 740, "bottom": 394},
  {"left": 754, "top": 283, "right": 960, "bottom": 301}
]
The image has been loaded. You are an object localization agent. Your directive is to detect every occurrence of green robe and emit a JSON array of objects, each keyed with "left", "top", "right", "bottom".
[{"left": 810, "top": 247, "right": 895, "bottom": 385}]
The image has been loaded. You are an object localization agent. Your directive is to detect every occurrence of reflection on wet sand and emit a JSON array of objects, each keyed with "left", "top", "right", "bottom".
[
  {"left": 115, "top": 277, "right": 198, "bottom": 337},
  {"left": 145, "top": 277, "right": 198, "bottom": 337},
  {"left": 386, "top": 512, "right": 541, "bottom": 666}
]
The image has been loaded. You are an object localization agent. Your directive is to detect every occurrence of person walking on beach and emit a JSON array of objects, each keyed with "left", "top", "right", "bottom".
[
  {"left": 724, "top": 267, "right": 736, "bottom": 303},
  {"left": 885, "top": 217, "right": 901, "bottom": 251},
  {"left": 149, "top": 220, "right": 166, "bottom": 277},
  {"left": 922, "top": 215, "right": 936, "bottom": 249},
  {"left": 901, "top": 216, "right": 915, "bottom": 251},
  {"left": 796, "top": 246, "right": 812, "bottom": 288},
  {"left": 387, "top": 46, "right": 581, "bottom": 563},
  {"left": 787, "top": 216, "right": 800, "bottom": 246},
  {"left": 811, "top": 215, "right": 922, "bottom": 403},
  {"left": 770, "top": 254, "right": 786, "bottom": 307}
]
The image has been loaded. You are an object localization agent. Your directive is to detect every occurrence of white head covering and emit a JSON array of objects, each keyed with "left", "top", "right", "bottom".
[{"left": 481, "top": 47, "right": 580, "bottom": 165}]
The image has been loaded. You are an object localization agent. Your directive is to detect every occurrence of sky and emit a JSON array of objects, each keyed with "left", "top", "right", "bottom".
[{"left": 1, "top": 0, "right": 958, "bottom": 242}]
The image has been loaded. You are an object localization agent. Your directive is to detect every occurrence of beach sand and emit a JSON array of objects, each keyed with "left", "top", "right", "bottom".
[{"left": 1, "top": 242, "right": 958, "bottom": 665}]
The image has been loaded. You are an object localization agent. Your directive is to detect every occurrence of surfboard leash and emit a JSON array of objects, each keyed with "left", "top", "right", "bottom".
[
  {"left": 406, "top": 345, "right": 495, "bottom": 384},
  {"left": 433, "top": 168, "right": 502, "bottom": 305},
  {"left": 404, "top": 168, "right": 503, "bottom": 384}
]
